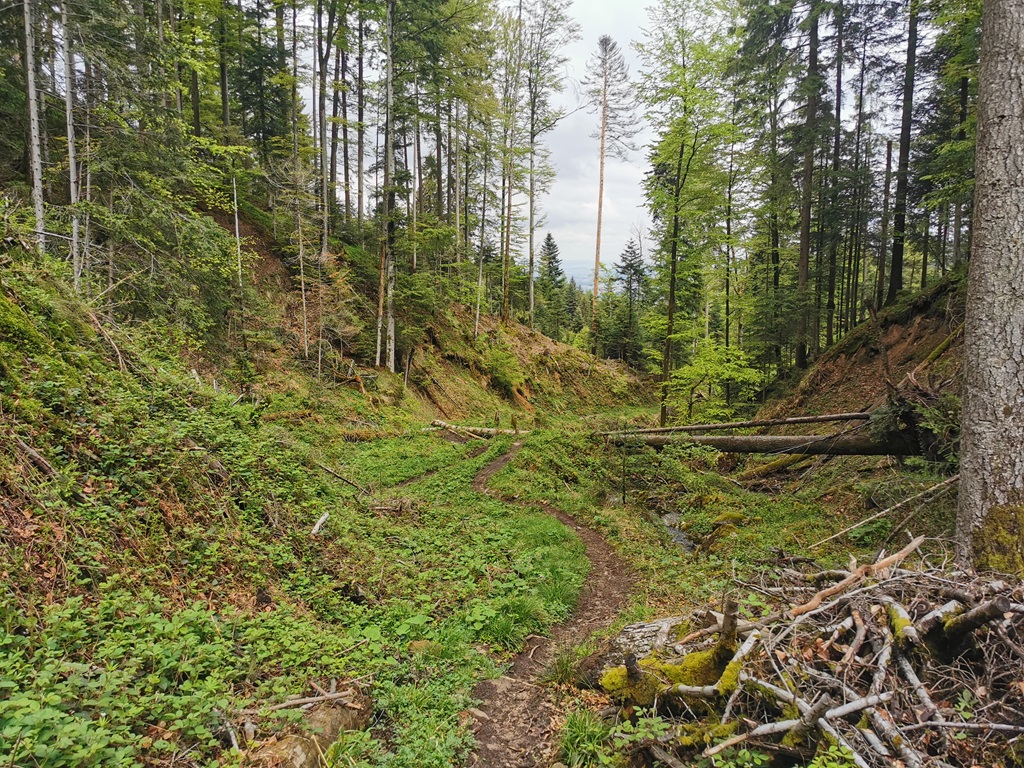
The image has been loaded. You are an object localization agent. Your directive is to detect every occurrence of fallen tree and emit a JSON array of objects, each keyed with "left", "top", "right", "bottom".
[
  {"left": 430, "top": 419, "right": 528, "bottom": 437},
  {"left": 598, "top": 412, "right": 872, "bottom": 437},
  {"left": 607, "top": 432, "right": 919, "bottom": 455}
]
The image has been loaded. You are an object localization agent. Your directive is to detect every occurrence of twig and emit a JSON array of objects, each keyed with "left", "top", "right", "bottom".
[
  {"left": 310, "top": 512, "right": 330, "bottom": 535},
  {"left": 246, "top": 690, "right": 354, "bottom": 713},
  {"left": 314, "top": 462, "right": 368, "bottom": 495}
]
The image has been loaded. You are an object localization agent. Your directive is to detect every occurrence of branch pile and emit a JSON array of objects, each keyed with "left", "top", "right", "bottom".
[{"left": 601, "top": 542, "right": 1024, "bottom": 766}]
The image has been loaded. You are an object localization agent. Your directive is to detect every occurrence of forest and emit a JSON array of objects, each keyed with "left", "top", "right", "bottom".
[{"left": 2, "top": 0, "right": 1024, "bottom": 765}]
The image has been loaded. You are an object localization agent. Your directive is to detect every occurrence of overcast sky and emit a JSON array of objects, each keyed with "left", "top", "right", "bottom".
[{"left": 542, "top": 2, "right": 654, "bottom": 285}]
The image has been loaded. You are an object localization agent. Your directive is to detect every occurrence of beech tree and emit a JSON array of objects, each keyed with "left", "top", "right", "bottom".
[{"left": 956, "top": 0, "right": 1024, "bottom": 569}]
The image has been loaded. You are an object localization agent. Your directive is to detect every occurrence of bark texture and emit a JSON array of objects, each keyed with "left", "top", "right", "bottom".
[{"left": 957, "top": 0, "right": 1024, "bottom": 569}]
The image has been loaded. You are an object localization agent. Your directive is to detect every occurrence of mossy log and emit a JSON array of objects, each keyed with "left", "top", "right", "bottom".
[{"left": 608, "top": 433, "right": 920, "bottom": 455}]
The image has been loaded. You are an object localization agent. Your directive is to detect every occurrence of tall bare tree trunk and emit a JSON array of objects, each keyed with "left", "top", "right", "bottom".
[
  {"left": 62, "top": 1, "right": 80, "bottom": 286},
  {"left": 876, "top": 140, "right": 893, "bottom": 309},
  {"left": 383, "top": 0, "right": 396, "bottom": 372},
  {"left": 592, "top": 77, "right": 607, "bottom": 347},
  {"left": 886, "top": 0, "right": 917, "bottom": 305},
  {"left": 957, "top": 0, "right": 1024, "bottom": 568},
  {"left": 24, "top": 0, "right": 45, "bottom": 254},
  {"left": 796, "top": 5, "right": 819, "bottom": 369},
  {"left": 660, "top": 132, "right": 698, "bottom": 427},
  {"left": 475, "top": 119, "right": 490, "bottom": 339},
  {"left": 825, "top": 2, "right": 843, "bottom": 347},
  {"left": 356, "top": 11, "right": 365, "bottom": 228},
  {"left": 291, "top": 4, "right": 308, "bottom": 358},
  {"left": 953, "top": 78, "right": 969, "bottom": 266}
]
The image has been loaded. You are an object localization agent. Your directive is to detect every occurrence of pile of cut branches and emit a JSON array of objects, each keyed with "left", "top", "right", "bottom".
[{"left": 604, "top": 539, "right": 1024, "bottom": 767}]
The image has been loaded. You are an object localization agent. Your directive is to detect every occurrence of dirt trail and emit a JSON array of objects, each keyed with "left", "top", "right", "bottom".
[{"left": 468, "top": 442, "right": 632, "bottom": 768}]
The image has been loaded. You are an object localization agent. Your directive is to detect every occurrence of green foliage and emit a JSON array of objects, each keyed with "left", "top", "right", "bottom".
[
  {"left": 478, "top": 333, "right": 526, "bottom": 398},
  {"left": 667, "top": 338, "right": 762, "bottom": 421},
  {"left": 807, "top": 744, "right": 858, "bottom": 768},
  {"left": 0, "top": 589, "right": 363, "bottom": 766},
  {"left": 695, "top": 747, "right": 772, "bottom": 768}
]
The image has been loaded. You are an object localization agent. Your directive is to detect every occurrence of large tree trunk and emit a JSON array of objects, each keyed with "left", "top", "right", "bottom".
[
  {"left": 886, "top": 0, "right": 917, "bottom": 306},
  {"left": 796, "top": 6, "right": 819, "bottom": 369},
  {"left": 611, "top": 433, "right": 919, "bottom": 455},
  {"left": 825, "top": 2, "right": 843, "bottom": 347},
  {"left": 957, "top": 0, "right": 1024, "bottom": 569}
]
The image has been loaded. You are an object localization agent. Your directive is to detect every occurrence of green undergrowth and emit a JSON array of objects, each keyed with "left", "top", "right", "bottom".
[
  {"left": 484, "top": 433, "right": 952, "bottom": 767},
  {"left": 487, "top": 431, "right": 954, "bottom": 624},
  {"left": 0, "top": 259, "right": 591, "bottom": 767}
]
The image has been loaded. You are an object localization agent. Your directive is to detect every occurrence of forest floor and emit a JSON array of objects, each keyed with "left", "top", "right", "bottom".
[{"left": 468, "top": 441, "right": 631, "bottom": 768}]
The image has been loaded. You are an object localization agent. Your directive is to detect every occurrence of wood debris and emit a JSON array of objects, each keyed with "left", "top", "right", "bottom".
[{"left": 600, "top": 550, "right": 1024, "bottom": 767}]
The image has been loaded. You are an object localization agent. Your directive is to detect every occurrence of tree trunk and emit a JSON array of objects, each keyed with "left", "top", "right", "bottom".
[
  {"left": 219, "top": 5, "right": 230, "bottom": 126},
  {"left": 796, "top": 6, "right": 819, "bottom": 369},
  {"left": 877, "top": 140, "right": 893, "bottom": 309},
  {"left": 886, "top": 0, "right": 917, "bottom": 306},
  {"left": 475, "top": 118, "right": 489, "bottom": 339},
  {"left": 956, "top": 0, "right": 1024, "bottom": 569},
  {"left": 660, "top": 133, "right": 698, "bottom": 427},
  {"left": 383, "top": 0, "right": 396, "bottom": 373},
  {"left": 62, "top": 0, "right": 80, "bottom": 286},
  {"left": 610, "top": 433, "right": 919, "bottom": 455},
  {"left": 592, "top": 72, "right": 608, "bottom": 349},
  {"left": 953, "top": 77, "right": 969, "bottom": 266},
  {"left": 24, "top": 0, "right": 45, "bottom": 253},
  {"left": 356, "top": 10, "right": 365, "bottom": 228},
  {"left": 602, "top": 412, "right": 871, "bottom": 436},
  {"left": 826, "top": 3, "right": 843, "bottom": 347},
  {"left": 291, "top": 4, "right": 308, "bottom": 359}
]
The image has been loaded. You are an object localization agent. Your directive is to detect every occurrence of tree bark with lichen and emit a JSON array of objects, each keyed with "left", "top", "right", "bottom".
[{"left": 957, "top": 0, "right": 1024, "bottom": 570}]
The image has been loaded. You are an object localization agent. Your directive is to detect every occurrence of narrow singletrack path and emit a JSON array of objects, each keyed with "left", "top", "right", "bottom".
[{"left": 468, "top": 441, "right": 632, "bottom": 768}]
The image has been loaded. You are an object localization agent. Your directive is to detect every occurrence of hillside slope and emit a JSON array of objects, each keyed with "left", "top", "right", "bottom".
[{"left": 0, "top": 246, "right": 650, "bottom": 767}]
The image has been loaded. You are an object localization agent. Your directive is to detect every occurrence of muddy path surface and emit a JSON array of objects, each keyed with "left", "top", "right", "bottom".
[{"left": 467, "top": 441, "right": 632, "bottom": 768}]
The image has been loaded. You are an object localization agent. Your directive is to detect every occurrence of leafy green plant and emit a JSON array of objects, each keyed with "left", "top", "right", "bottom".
[
  {"left": 807, "top": 744, "right": 858, "bottom": 768},
  {"left": 695, "top": 746, "right": 772, "bottom": 767}
]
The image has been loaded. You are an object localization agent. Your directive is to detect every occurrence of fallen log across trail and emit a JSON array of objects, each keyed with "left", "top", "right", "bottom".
[
  {"left": 598, "top": 411, "right": 872, "bottom": 436},
  {"left": 430, "top": 419, "right": 528, "bottom": 437},
  {"left": 606, "top": 432, "right": 920, "bottom": 455}
]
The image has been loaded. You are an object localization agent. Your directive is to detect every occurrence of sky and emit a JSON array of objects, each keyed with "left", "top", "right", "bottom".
[{"left": 542, "top": 2, "right": 654, "bottom": 285}]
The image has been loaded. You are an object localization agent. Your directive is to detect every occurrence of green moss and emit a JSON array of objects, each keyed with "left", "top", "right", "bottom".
[
  {"left": 599, "top": 665, "right": 663, "bottom": 706},
  {"left": 716, "top": 660, "right": 742, "bottom": 694},
  {"left": 650, "top": 650, "right": 723, "bottom": 687},
  {"left": 781, "top": 702, "right": 800, "bottom": 720},
  {"left": 600, "top": 650, "right": 728, "bottom": 705},
  {"left": 712, "top": 511, "right": 748, "bottom": 526},
  {"left": 972, "top": 504, "right": 1024, "bottom": 574},
  {"left": 887, "top": 604, "right": 916, "bottom": 644},
  {"left": 674, "top": 721, "right": 738, "bottom": 748},
  {"left": 0, "top": 293, "right": 46, "bottom": 352}
]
